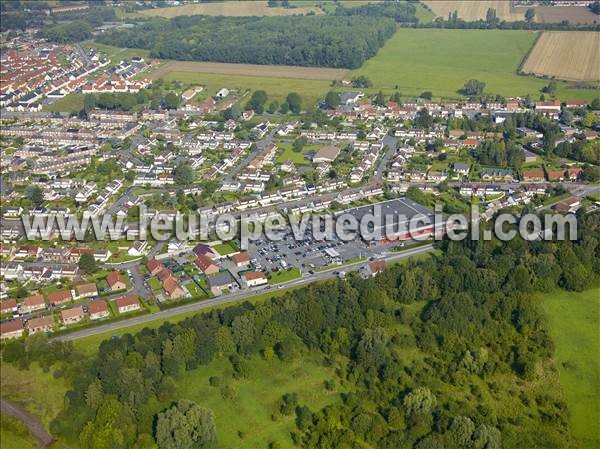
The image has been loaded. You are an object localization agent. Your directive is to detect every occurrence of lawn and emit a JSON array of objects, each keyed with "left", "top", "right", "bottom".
[
  {"left": 350, "top": 28, "right": 598, "bottom": 101},
  {"left": 0, "top": 414, "right": 37, "bottom": 449},
  {"left": 213, "top": 242, "right": 238, "bottom": 256},
  {"left": 157, "top": 71, "right": 332, "bottom": 107},
  {"left": 539, "top": 287, "right": 600, "bottom": 449},
  {"left": 275, "top": 142, "right": 317, "bottom": 165},
  {"left": 176, "top": 354, "right": 341, "bottom": 448},
  {"left": 43, "top": 93, "right": 85, "bottom": 113},
  {"left": 268, "top": 267, "right": 302, "bottom": 284}
]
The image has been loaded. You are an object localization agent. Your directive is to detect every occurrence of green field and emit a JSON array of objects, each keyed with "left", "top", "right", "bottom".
[
  {"left": 213, "top": 242, "right": 238, "bottom": 256},
  {"left": 44, "top": 93, "right": 85, "bottom": 113},
  {"left": 351, "top": 28, "right": 598, "bottom": 101},
  {"left": 0, "top": 414, "right": 37, "bottom": 449},
  {"left": 158, "top": 71, "right": 331, "bottom": 107},
  {"left": 268, "top": 267, "right": 302, "bottom": 284},
  {"left": 540, "top": 287, "right": 600, "bottom": 449},
  {"left": 275, "top": 142, "right": 318, "bottom": 165},
  {"left": 177, "top": 354, "right": 340, "bottom": 447}
]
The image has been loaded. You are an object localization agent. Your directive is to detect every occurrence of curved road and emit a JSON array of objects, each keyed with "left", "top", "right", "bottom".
[
  {"left": 55, "top": 244, "right": 435, "bottom": 342},
  {"left": 0, "top": 399, "right": 55, "bottom": 447}
]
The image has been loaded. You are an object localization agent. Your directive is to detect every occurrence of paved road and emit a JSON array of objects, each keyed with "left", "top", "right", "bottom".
[
  {"left": 0, "top": 399, "right": 55, "bottom": 448},
  {"left": 55, "top": 244, "right": 435, "bottom": 342}
]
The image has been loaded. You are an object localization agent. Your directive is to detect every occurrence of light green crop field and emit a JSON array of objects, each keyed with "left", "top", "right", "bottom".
[
  {"left": 158, "top": 71, "right": 332, "bottom": 107},
  {"left": 540, "top": 287, "right": 600, "bottom": 449},
  {"left": 350, "top": 28, "right": 598, "bottom": 101}
]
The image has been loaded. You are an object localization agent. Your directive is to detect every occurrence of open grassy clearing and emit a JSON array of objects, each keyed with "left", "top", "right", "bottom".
[
  {"left": 149, "top": 60, "right": 347, "bottom": 81},
  {"left": 158, "top": 70, "right": 332, "bottom": 106},
  {"left": 0, "top": 413, "right": 37, "bottom": 449},
  {"left": 268, "top": 267, "right": 302, "bottom": 284},
  {"left": 132, "top": 1, "right": 321, "bottom": 18},
  {"left": 0, "top": 363, "right": 68, "bottom": 429},
  {"left": 539, "top": 287, "right": 600, "bottom": 449},
  {"left": 521, "top": 32, "right": 600, "bottom": 82},
  {"left": 177, "top": 354, "right": 341, "bottom": 448},
  {"left": 275, "top": 141, "right": 318, "bottom": 165},
  {"left": 350, "top": 28, "right": 598, "bottom": 100},
  {"left": 43, "top": 93, "right": 85, "bottom": 113}
]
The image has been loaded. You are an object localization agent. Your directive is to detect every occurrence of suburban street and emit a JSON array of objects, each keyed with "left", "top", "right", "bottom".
[{"left": 55, "top": 243, "right": 435, "bottom": 342}]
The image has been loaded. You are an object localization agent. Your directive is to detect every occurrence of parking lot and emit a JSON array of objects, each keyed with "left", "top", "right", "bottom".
[{"left": 248, "top": 198, "right": 435, "bottom": 274}]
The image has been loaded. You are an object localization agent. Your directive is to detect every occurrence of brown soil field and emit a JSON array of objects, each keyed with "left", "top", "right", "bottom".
[
  {"left": 134, "top": 1, "right": 321, "bottom": 18},
  {"left": 521, "top": 32, "right": 600, "bottom": 81},
  {"left": 149, "top": 60, "right": 348, "bottom": 81},
  {"left": 424, "top": 1, "right": 598, "bottom": 23}
]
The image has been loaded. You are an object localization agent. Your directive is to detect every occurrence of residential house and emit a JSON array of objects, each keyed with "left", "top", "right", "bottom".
[
  {"left": 195, "top": 255, "right": 220, "bottom": 275},
  {"left": 107, "top": 272, "right": 126, "bottom": 291},
  {"left": 231, "top": 252, "right": 251, "bottom": 269},
  {"left": 88, "top": 299, "right": 110, "bottom": 320},
  {"left": 0, "top": 319, "right": 24, "bottom": 339},
  {"left": 21, "top": 294, "right": 46, "bottom": 313},
  {"left": 128, "top": 240, "right": 148, "bottom": 256},
  {"left": 480, "top": 169, "right": 515, "bottom": 183},
  {"left": 363, "top": 260, "right": 386, "bottom": 278},
  {"left": 115, "top": 295, "right": 141, "bottom": 313},
  {"left": 47, "top": 289, "right": 72, "bottom": 307},
  {"left": 522, "top": 170, "right": 545, "bottom": 183},
  {"left": 567, "top": 167, "right": 583, "bottom": 181},
  {"left": 72, "top": 282, "right": 98, "bottom": 300},
  {"left": 26, "top": 315, "right": 54, "bottom": 334},
  {"left": 163, "top": 276, "right": 186, "bottom": 299},
  {"left": 313, "top": 145, "right": 340, "bottom": 164},
  {"left": 453, "top": 162, "right": 470, "bottom": 176},
  {"left": 61, "top": 305, "right": 85, "bottom": 325},
  {"left": 207, "top": 272, "right": 236, "bottom": 296},
  {"left": 547, "top": 170, "right": 564, "bottom": 182},
  {"left": 1, "top": 299, "right": 18, "bottom": 314},
  {"left": 147, "top": 259, "right": 165, "bottom": 276},
  {"left": 241, "top": 271, "right": 267, "bottom": 288},
  {"left": 192, "top": 243, "right": 217, "bottom": 259},
  {"left": 523, "top": 149, "right": 537, "bottom": 163},
  {"left": 554, "top": 196, "right": 581, "bottom": 213}
]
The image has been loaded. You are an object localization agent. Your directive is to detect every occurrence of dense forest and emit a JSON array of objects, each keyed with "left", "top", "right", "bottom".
[
  {"left": 4, "top": 210, "right": 599, "bottom": 449},
  {"left": 335, "top": 1, "right": 419, "bottom": 23},
  {"left": 96, "top": 15, "right": 397, "bottom": 68}
]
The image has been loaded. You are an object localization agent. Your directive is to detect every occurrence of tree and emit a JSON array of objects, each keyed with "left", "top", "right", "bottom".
[
  {"left": 155, "top": 400, "right": 217, "bottom": 449},
  {"left": 525, "top": 8, "right": 535, "bottom": 22},
  {"left": 174, "top": 164, "right": 194, "bottom": 186},
  {"left": 25, "top": 185, "right": 44, "bottom": 207},
  {"left": 164, "top": 92, "right": 180, "bottom": 110},
  {"left": 374, "top": 90, "right": 386, "bottom": 106},
  {"left": 293, "top": 137, "right": 308, "bottom": 153},
  {"left": 223, "top": 103, "right": 242, "bottom": 120},
  {"left": 286, "top": 92, "right": 302, "bottom": 113},
  {"left": 542, "top": 79, "right": 557, "bottom": 95},
  {"left": 461, "top": 79, "right": 486, "bottom": 97},
  {"left": 267, "top": 100, "right": 280, "bottom": 114},
  {"left": 419, "top": 91, "right": 433, "bottom": 100},
  {"left": 78, "top": 253, "right": 98, "bottom": 275},
  {"left": 486, "top": 8, "right": 498, "bottom": 26},
  {"left": 248, "top": 90, "right": 267, "bottom": 114},
  {"left": 351, "top": 75, "right": 373, "bottom": 88},
  {"left": 415, "top": 108, "right": 433, "bottom": 129},
  {"left": 324, "top": 91, "right": 341, "bottom": 109}
]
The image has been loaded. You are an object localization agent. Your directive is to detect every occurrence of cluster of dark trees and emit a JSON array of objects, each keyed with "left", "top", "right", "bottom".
[
  {"left": 80, "top": 87, "right": 180, "bottom": 115},
  {"left": 474, "top": 140, "right": 525, "bottom": 170},
  {"left": 4, "top": 210, "right": 598, "bottom": 449},
  {"left": 97, "top": 15, "right": 397, "bottom": 68},
  {"left": 335, "top": 1, "right": 419, "bottom": 23}
]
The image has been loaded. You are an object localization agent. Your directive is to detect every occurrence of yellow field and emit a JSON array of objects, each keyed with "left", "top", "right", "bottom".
[
  {"left": 423, "top": 1, "right": 525, "bottom": 21},
  {"left": 134, "top": 1, "right": 321, "bottom": 18},
  {"left": 424, "top": 1, "right": 597, "bottom": 23},
  {"left": 149, "top": 60, "right": 347, "bottom": 81},
  {"left": 522, "top": 32, "right": 600, "bottom": 81}
]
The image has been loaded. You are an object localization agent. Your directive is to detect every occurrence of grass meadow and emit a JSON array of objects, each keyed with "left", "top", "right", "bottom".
[
  {"left": 540, "top": 287, "right": 600, "bottom": 449},
  {"left": 350, "top": 28, "right": 599, "bottom": 101}
]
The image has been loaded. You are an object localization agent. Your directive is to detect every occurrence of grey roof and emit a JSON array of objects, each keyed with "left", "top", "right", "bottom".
[{"left": 208, "top": 271, "right": 235, "bottom": 288}]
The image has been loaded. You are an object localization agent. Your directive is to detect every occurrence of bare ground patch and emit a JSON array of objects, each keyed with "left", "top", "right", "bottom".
[
  {"left": 149, "top": 60, "right": 348, "bottom": 81},
  {"left": 522, "top": 32, "right": 600, "bottom": 81}
]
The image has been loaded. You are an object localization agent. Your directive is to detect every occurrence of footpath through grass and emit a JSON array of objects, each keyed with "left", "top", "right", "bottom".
[{"left": 539, "top": 287, "right": 600, "bottom": 449}]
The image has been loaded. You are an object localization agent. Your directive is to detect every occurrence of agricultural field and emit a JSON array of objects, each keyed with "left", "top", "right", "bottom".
[
  {"left": 133, "top": 1, "right": 321, "bottom": 18},
  {"left": 423, "top": 0, "right": 525, "bottom": 21},
  {"left": 350, "top": 28, "right": 599, "bottom": 100},
  {"left": 521, "top": 32, "right": 600, "bottom": 82},
  {"left": 157, "top": 71, "right": 332, "bottom": 107},
  {"left": 540, "top": 287, "right": 600, "bottom": 449},
  {"left": 149, "top": 60, "right": 347, "bottom": 82},
  {"left": 424, "top": 0, "right": 597, "bottom": 23}
]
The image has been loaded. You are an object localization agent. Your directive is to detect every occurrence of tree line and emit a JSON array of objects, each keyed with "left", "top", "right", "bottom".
[{"left": 96, "top": 15, "right": 397, "bottom": 69}]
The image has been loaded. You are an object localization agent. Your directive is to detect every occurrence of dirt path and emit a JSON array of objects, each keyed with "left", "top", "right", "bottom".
[{"left": 1, "top": 399, "right": 55, "bottom": 448}]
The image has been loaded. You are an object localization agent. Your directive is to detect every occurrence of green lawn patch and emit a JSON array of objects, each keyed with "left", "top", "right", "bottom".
[
  {"left": 43, "top": 93, "right": 85, "bottom": 113},
  {"left": 213, "top": 243, "right": 238, "bottom": 256},
  {"left": 275, "top": 142, "right": 317, "bottom": 165},
  {"left": 147, "top": 277, "right": 163, "bottom": 292},
  {"left": 539, "top": 287, "right": 600, "bottom": 448},
  {"left": 267, "top": 267, "right": 302, "bottom": 285}
]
